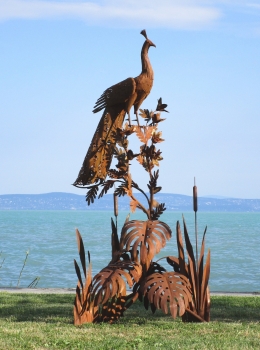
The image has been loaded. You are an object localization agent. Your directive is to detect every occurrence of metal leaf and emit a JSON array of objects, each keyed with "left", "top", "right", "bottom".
[
  {"left": 176, "top": 221, "right": 187, "bottom": 274},
  {"left": 120, "top": 220, "right": 172, "bottom": 268},
  {"left": 135, "top": 126, "right": 155, "bottom": 145},
  {"left": 76, "top": 229, "right": 86, "bottom": 278},
  {"left": 130, "top": 198, "right": 138, "bottom": 213},
  {"left": 111, "top": 217, "right": 120, "bottom": 261},
  {"left": 74, "top": 230, "right": 94, "bottom": 325},
  {"left": 156, "top": 97, "right": 169, "bottom": 113},
  {"left": 182, "top": 218, "right": 196, "bottom": 269},
  {"left": 151, "top": 203, "right": 166, "bottom": 220},
  {"left": 97, "top": 292, "right": 139, "bottom": 323},
  {"left": 74, "top": 259, "right": 84, "bottom": 291},
  {"left": 85, "top": 185, "right": 99, "bottom": 205},
  {"left": 141, "top": 271, "right": 191, "bottom": 318},
  {"left": 200, "top": 250, "right": 211, "bottom": 313},
  {"left": 98, "top": 180, "right": 115, "bottom": 198},
  {"left": 91, "top": 260, "right": 142, "bottom": 307},
  {"left": 198, "top": 226, "right": 207, "bottom": 286},
  {"left": 171, "top": 217, "right": 211, "bottom": 322}
]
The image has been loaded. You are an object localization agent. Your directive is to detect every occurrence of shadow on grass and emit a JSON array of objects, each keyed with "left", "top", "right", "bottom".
[
  {"left": 0, "top": 294, "right": 259, "bottom": 324},
  {"left": 210, "top": 296, "right": 260, "bottom": 322},
  {"left": 0, "top": 293, "right": 75, "bottom": 323}
]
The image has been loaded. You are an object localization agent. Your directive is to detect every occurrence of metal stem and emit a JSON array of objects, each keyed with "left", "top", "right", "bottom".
[{"left": 193, "top": 177, "right": 199, "bottom": 311}]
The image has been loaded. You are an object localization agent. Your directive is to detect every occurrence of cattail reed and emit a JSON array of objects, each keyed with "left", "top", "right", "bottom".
[
  {"left": 113, "top": 191, "right": 118, "bottom": 231},
  {"left": 193, "top": 180, "right": 198, "bottom": 213},
  {"left": 193, "top": 178, "right": 198, "bottom": 264},
  {"left": 193, "top": 177, "right": 199, "bottom": 310},
  {"left": 113, "top": 192, "right": 118, "bottom": 218}
]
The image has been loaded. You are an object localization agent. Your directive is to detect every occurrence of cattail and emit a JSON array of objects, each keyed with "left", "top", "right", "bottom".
[
  {"left": 113, "top": 192, "right": 118, "bottom": 217},
  {"left": 193, "top": 178, "right": 198, "bottom": 212}
]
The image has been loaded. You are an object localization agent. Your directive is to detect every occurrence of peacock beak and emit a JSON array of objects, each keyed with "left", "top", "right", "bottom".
[{"left": 149, "top": 40, "right": 156, "bottom": 48}]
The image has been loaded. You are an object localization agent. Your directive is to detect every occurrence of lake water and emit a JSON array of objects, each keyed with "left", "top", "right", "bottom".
[{"left": 0, "top": 211, "right": 259, "bottom": 292}]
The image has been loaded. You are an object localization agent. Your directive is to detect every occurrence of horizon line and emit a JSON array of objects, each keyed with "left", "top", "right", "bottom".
[{"left": 0, "top": 191, "right": 259, "bottom": 200}]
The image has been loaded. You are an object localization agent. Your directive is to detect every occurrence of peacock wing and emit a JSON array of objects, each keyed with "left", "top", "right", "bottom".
[{"left": 93, "top": 77, "right": 136, "bottom": 113}]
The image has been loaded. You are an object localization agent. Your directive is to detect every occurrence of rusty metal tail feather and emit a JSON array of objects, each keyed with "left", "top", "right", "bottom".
[{"left": 73, "top": 107, "right": 126, "bottom": 186}]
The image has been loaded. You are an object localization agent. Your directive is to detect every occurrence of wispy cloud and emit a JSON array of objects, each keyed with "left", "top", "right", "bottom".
[
  {"left": 247, "top": 3, "right": 260, "bottom": 10},
  {"left": 0, "top": 0, "right": 222, "bottom": 29}
]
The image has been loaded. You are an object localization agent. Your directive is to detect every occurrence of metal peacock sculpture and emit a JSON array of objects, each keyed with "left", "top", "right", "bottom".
[{"left": 73, "top": 30, "right": 155, "bottom": 187}]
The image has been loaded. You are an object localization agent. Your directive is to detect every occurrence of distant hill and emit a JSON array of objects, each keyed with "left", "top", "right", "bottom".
[{"left": 0, "top": 192, "right": 260, "bottom": 212}]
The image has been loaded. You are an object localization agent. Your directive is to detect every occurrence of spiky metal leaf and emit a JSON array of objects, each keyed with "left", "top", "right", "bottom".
[
  {"left": 198, "top": 228, "right": 211, "bottom": 320},
  {"left": 114, "top": 183, "right": 127, "bottom": 197},
  {"left": 85, "top": 184, "right": 99, "bottom": 205},
  {"left": 98, "top": 180, "right": 115, "bottom": 199},
  {"left": 135, "top": 126, "right": 155, "bottom": 145},
  {"left": 74, "top": 229, "right": 95, "bottom": 325},
  {"left": 136, "top": 154, "right": 147, "bottom": 170},
  {"left": 107, "top": 169, "right": 126, "bottom": 179},
  {"left": 75, "top": 229, "right": 88, "bottom": 281},
  {"left": 148, "top": 170, "right": 159, "bottom": 190},
  {"left": 139, "top": 108, "right": 151, "bottom": 122},
  {"left": 151, "top": 203, "right": 166, "bottom": 220},
  {"left": 167, "top": 219, "right": 211, "bottom": 322}
]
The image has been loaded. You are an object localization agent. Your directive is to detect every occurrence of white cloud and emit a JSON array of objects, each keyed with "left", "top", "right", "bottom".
[
  {"left": 247, "top": 3, "right": 260, "bottom": 9},
  {"left": 0, "top": 0, "right": 222, "bottom": 29}
]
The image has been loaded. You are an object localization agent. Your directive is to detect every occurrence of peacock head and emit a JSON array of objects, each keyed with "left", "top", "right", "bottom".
[{"left": 140, "top": 29, "right": 156, "bottom": 48}]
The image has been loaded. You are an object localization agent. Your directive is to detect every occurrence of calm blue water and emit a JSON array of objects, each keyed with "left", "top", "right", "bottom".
[{"left": 0, "top": 211, "right": 259, "bottom": 292}]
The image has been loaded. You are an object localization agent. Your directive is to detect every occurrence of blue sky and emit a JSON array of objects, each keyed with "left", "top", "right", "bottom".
[{"left": 0, "top": 1, "right": 260, "bottom": 198}]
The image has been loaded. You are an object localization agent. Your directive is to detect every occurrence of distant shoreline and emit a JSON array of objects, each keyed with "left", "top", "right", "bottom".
[{"left": 1, "top": 192, "right": 260, "bottom": 212}]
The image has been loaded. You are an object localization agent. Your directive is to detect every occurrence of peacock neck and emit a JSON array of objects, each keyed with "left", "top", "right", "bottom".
[{"left": 141, "top": 42, "right": 154, "bottom": 79}]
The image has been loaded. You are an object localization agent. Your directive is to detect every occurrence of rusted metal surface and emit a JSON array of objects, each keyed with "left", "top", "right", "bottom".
[
  {"left": 73, "top": 30, "right": 155, "bottom": 187},
  {"left": 73, "top": 30, "right": 210, "bottom": 323},
  {"left": 74, "top": 217, "right": 193, "bottom": 324},
  {"left": 119, "top": 220, "right": 172, "bottom": 269},
  {"left": 73, "top": 96, "right": 211, "bottom": 323},
  {"left": 166, "top": 219, "right": 211, "bottom": 322}
]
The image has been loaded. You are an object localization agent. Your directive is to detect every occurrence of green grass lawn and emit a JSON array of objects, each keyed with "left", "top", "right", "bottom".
[{"left": 0, "top": 293, "right": 259, "bottom": 350}]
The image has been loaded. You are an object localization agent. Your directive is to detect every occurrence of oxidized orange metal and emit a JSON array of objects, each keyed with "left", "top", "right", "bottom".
[
  {"left": 73, "top": 30, "right": 210, "bottom": 325},
  {"left": 73, "top": 30, "right": 155, "bottom": 187}
]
